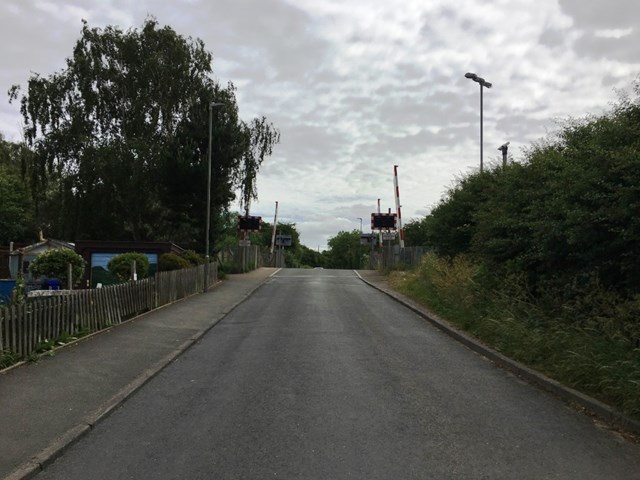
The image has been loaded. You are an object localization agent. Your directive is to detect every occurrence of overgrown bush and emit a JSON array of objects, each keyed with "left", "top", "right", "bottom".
[
  {"left": 422, "top": 83, "right": 640, "bottom": 299},
  {"left": 107, "top": 252, "right": 150, "bottom": 282},
  {"left": 179, "top": 250, "right": 204, "bottom": 266},
  {"left": 158, "top": 253, "right": 191, "bottom": 271},
  {"left": 28, "top": 248, "right": 86, "bottom": 287},
  {"left": 393, "top": 253, "right": 640, "bottom": 421}
]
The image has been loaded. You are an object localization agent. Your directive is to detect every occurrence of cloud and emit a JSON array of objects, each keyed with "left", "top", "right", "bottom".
[{"left": 1, "top": 0, "right": 639, "bottom": 250}]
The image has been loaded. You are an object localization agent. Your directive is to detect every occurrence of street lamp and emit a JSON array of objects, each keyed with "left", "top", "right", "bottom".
[
  {"left": 465, "top": 72, "right": 492, "bottom": 173},
  {"left": 498, "top": 141, "right": 510, "bottom": 168},
  {"left": 204, "top": 101, "right": 225, "bottom": 292}
]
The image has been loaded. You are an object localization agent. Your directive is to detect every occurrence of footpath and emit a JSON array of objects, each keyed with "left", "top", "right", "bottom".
[{"left": 0, "top": 268, "right": 279, "bottom": 480}]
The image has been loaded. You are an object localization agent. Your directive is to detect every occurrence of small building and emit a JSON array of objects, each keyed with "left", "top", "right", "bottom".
[
  {"left": 0, "top": 242, "right": 28, "bottom": 279},
  {"left": 74, "top": 240, "right": 185, "bottom": 288},
  {"left": 8, "top": 239, "right": 75, "bottom": 281}
]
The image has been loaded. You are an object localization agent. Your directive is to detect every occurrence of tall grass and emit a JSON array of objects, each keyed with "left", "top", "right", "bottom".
[{"left": 390, "top": 252, "right": 640, "bottom": 421}]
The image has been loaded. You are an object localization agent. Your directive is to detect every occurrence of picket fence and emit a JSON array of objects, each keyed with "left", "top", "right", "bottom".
[{"left": 0, "top": 262, "right": 217, "bottom": 362}]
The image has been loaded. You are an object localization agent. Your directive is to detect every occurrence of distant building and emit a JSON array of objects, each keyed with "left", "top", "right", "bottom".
[{"left": 74, "top": 241, "right": 184, "bottom": 288}]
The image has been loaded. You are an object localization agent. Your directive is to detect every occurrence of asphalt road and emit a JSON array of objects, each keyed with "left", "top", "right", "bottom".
[{"left": 35, "top": 269, "right": 640, "bottom": 479}]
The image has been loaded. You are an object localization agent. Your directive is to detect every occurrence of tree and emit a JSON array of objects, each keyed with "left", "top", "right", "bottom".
[
  {"left": 423, "top": 172, "right": 496, "bottom": 258},
  {"left": 299, "top": 245, "right": 325, "bottom": 268},
  {"left": 403, "top": 218, "right": 429, "bottom": 247},
  {"left": 29, "top": 248, "right": 86, "bottom": 287},
  {"left": 0, "top": 135, "right": 37, "bottom": 244},
  {"left": 9, "top": 18, "right": 279, "bottom": 250},
  {"left": 325, "top": 230, "right": 368, "bottom": 269}
]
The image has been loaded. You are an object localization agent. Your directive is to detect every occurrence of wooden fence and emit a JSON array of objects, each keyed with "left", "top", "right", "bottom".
[
  {"left": 0, "top": 263, "right": 217, "bottom": 362},
  {"left": 371, "top": 246, "right": 427, "bottom": 270},
  {"left": 218, "top": 246, "right": 264, "bottom": 272}
]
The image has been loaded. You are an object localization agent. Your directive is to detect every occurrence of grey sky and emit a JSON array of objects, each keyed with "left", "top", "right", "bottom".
[{"left": 1, "top": 0, "right": 639, "bottom": 249}]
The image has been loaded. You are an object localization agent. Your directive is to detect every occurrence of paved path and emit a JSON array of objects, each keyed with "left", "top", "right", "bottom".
[
  {"left": 0, "top": 268, "right": 278, "bottom": 480},
  {"left": 21, "top": 269, "right": 640, "bottom": 480}
]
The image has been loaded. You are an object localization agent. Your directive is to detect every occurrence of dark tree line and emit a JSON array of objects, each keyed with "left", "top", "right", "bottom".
[{"left": 6, "top": 18, "right": 279, "bottom": 252}]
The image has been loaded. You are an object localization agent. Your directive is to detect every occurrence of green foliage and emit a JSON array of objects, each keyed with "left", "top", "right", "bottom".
[
  {"left": 107, "top": 252, "right": 150, "bottom": 281},
  {"left": 392, "top": 253, "right": 640, "bottom": 421},
  {"left": 158, "top": 252, "right": 191, "bottom": 271},
  {"left": 0, "top": 135, "right": 36, "bottom": 243},
  {"left": 325, "top": 230, "right": 368, "bottom": 269},
  {"left": 424, "top": 171, "right": 496, "bottom": 258},
  {"left": 28, "top": 248, "right": 86, "bottom": 286},
  {"left": 422, "top": 82, "right": 640, "bottom": 298},
  {"left": 8, "top": 18, "right": 279, "bottom": 248},
  {"left": 178, "top": 250, "right": 204, "bottom": 266},
  {"left": 403, "top": 218, "right": 429, "bottom": 247},
  {"left": 299, "top": 244, "right": 325, "bottom": 268},
  {"left": 0, "top": 349, "right": 20, "bottom": 369},
  {"left": 11, "top": 272, "right": 27, "bottom": 305}
]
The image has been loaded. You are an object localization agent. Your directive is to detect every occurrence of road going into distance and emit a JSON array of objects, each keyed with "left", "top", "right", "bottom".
[{"left": 35, "top": 269, "right": 640, "bottom": 479}]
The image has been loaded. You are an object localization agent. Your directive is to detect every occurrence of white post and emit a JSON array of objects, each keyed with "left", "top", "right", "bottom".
[
  {"left": 377, "top": 198, "right": 382, "bottom": 247},
  {"left": 270, "top": 201, "right": 279, "bottom": 257},
  {"left": 393, "top": 165, "right": 405, "bottom": 249}
]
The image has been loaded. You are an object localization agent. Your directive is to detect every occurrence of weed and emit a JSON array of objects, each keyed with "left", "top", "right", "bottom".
[
  {"left": 0, "top": 349, "right": 21, "bottom": 369},
  {"left": 36, "top": 338, "right": 56, "bottom": 353}
]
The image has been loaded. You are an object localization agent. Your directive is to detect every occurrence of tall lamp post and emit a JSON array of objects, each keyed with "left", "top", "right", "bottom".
[
  {"left": 204, "top": 101, "right": 225, "bottom": 292},
  {"left": 465, "top": 72, "right": 492, "bottom": 173},
  {"left": 498, "top": 141, "right": 510, "bottom": 168}
]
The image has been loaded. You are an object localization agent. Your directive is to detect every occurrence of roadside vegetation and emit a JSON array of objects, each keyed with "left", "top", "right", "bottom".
[{"left": 397, "top": 83, "right": 640, "bottom": 421}]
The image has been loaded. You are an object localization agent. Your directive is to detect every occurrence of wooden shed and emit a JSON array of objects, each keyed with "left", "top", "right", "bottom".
[{"left": 74, "top": 240, "right": 185, "bottom": 288}]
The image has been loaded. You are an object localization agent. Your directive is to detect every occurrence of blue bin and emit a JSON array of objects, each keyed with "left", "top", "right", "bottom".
[{"left": 0, "top": 280, "right": 17, "bottom": 303}]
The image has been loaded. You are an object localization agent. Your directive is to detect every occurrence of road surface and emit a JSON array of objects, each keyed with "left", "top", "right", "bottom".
[{"left": 35, "top": 269, "right": 640, "bottom": 479}]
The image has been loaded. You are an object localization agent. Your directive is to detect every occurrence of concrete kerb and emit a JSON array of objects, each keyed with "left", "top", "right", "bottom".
[
  {"left": 4, "top": 268, "right": 280, "bottom": 480},
  {"left": 355, "top": 271, "right": 640, "bottom": 438}
]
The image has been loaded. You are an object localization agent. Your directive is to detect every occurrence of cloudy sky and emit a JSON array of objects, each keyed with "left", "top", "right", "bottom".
[{"left": 1, "top": 0, "right": 639, "bottom": 250}]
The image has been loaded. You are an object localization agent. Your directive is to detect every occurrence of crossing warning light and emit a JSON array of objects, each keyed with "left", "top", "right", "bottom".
[
  {"left": 371, "top": 213, "right": 397, "bottom": 230},
  {"left": 238, "top": 215, "right": 262, "bottom": 232}
]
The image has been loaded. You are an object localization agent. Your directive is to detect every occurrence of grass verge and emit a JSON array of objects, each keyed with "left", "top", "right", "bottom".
[{"left": 388, "top": 254, "right": 640, "bottom": 423}]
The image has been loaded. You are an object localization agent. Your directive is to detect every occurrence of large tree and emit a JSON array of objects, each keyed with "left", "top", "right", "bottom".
[
  {"left": 325, "top": 230, "right": 368, "bottom": 269},
  {"left": 0, "top": 135, "right": 36, "bottom": 243},
  {"left": 9, "top": 18, "right": 279, "bottom": 250}
]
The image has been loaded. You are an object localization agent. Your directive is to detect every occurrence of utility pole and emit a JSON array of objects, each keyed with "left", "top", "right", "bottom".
[
  {"left": 393, "top": 165, "right": 405, "bottom": 249},
  {"left": 498, "top": 142, "right": 510, "bottom": 168},
  {"left": 270, "top": 201, "right": 279, "bottom": 266}
]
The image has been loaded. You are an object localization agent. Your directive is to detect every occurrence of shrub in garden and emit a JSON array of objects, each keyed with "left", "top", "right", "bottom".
[
  {"left": 158, "top": 253, "right": 191, "bottom": 271},
  {"left": 178, "top": 250, "right": 204, "bottom": 266},
  {"left": 107, "top": 252, "right": 150, "bottom": 282},
  {"left": 29, "top": 248, "right": 86, "bottom": 287}
]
